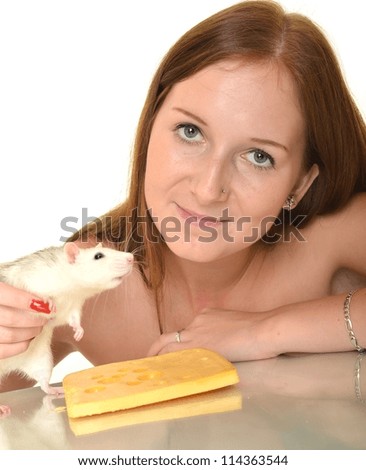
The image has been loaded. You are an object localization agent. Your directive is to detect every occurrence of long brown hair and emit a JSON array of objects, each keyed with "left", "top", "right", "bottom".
[{"left": 72, "top": 0, "right": 366, "bottom": 291}]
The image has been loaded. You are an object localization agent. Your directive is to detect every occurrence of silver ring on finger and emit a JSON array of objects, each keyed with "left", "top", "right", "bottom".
[{"left": 175, "top": 330, "right": 183, "bottom": 343}]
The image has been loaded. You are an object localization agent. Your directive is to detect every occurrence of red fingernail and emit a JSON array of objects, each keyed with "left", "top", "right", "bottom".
[{"left": 29, "top": 299, "right": 51, "bottom": 314}]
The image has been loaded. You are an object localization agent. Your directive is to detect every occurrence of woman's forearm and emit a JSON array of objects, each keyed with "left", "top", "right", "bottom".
[
  {"left": 147, "top": 289, "right": 366, "bottom": 362},
  {"left": 267, "top": 288, "right": 366, "bottom": 356}
]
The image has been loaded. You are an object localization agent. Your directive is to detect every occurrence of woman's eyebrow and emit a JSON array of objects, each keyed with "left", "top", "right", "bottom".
[
  {"left": 172, "top": 107, "right": 208, "bottom": 126},
  {"left": 250, "top": 137, "right": 288, "bottom": 153}
]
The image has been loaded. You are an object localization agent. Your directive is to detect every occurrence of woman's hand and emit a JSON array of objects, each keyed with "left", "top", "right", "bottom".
[
  {"left": 147, "top": 308, "right": 278, "bottom": 362},
  {"left": 0, "top": 282, "right": 49, "bottom": 360}
]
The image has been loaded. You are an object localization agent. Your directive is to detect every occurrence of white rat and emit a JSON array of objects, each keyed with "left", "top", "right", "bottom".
[{"left": 0, "top": 242, "right": 134, "bottom": 415}]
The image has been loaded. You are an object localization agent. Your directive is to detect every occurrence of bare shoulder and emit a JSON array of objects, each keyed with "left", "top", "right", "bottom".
[
  {"left": 312, "top": 192, "right": 366, "bottom": 238},
  {"left": 331, "top": 192, "right": 366, "bottom": 221},
  {"left": 306, "top": 192, "right": 366, "bottom": 274}
]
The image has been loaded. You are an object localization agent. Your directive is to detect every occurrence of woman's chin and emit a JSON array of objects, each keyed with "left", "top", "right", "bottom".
[{"left": 164, "top": 238, "right": 243, "bottom": 264}]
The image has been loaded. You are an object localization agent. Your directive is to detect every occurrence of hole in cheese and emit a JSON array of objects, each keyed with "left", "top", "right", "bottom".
[
  {"left": 137, "top": 371, "right": 163, "bottom": 381},
  {"left": 97, "top": 376, "right": 123, "bottom": 384},
  {"left": 84, "top": 386, "right": 106, "bottom": 394}
]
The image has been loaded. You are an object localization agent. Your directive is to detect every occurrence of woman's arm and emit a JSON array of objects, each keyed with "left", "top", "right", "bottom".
[
  {"left": 255, "top": 193, "right": 366, "bottom": 358},
  {"left": 147, "top": 290, "right": 365, "bottom": 361},
  {"left": 266, "top": 289, "right": 366, "bottom": 356},
  {"left": 148, "top": 194, "right": 366, "bottom": 361}
]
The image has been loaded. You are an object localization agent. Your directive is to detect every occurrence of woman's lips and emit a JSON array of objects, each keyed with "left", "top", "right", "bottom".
[{"left": 175, "top": 204, "right": 230, "bottom": 227}]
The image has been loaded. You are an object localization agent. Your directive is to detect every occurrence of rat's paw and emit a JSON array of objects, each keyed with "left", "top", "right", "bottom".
[
  {"left": 0, "top": 404, "right": 11, "bottom": 417},
  {"left": 39, "top": 378, "right": 63, "bottom": 397},
  {"left": 72, "top": 325, "right": 84, "bottom": 342},
  {"left": 47, "top": 298, "right": 56, "bottom": 314},
  {"left": 46, "top": 385, "right": 64, "bottom": 396}
]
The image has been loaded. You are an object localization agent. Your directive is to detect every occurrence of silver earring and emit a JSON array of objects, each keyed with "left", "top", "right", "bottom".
[{"left": 285, "top": 195, "right": 295, "bottom": 210}]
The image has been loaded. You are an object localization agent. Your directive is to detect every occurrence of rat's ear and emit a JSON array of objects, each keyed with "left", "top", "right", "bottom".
[{"left": 64, "top": 242, "right": 80, "bottom": 264}]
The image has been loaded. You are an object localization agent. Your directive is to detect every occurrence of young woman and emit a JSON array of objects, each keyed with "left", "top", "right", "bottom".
[{"left": 1, "top": 0, "right": 365, "bottom": 392}]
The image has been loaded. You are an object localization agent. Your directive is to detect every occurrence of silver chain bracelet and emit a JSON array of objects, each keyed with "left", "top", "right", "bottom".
[
  {"left": 344, "top": 290, "right": 365, "bottom": 353},
  {"left": 355, "top": 352, "right": 365, "bottom": 403}
]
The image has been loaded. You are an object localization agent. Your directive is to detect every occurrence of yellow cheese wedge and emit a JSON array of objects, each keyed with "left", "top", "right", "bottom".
[
  {"left": 68, "top": 386, "right": 242, "bottom": 436},
  {"left": 63, "top": 348, "right": 239, "bottom": 419}
]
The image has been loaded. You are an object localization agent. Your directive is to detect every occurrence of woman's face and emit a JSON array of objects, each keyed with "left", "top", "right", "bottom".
[{"left": 144, "top": 59, "right": 318, "bottom": 262}]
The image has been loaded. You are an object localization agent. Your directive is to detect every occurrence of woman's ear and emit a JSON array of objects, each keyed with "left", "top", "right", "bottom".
[{"left": 291, "top": 164, "right": 319, "bottom": 207}]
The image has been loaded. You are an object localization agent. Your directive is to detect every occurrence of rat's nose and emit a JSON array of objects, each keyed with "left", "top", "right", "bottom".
[{"left": 125, "top": 253, "right": 134, "bottom": 264}]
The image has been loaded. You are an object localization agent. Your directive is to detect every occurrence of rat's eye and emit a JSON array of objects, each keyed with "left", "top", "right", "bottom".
[{"left": 94, "top": 252, "right": 105, "bottom": 260}]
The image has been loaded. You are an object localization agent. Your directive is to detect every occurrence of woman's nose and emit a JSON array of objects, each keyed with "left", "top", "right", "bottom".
[{"left": 191, "top": 159, "right": 230, "bottom": 205}]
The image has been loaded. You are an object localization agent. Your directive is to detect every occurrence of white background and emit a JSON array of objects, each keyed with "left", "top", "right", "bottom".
[{"left": 0, "top": 0, "right": 365, "bottom": 381}]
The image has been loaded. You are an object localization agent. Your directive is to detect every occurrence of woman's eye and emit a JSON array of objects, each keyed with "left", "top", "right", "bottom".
[
  {"left": 246, "top": 149, "right": 275, "bottom": 170},
  {"left": 175, "top": 123, "right": 204, "bottom": 144}
]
